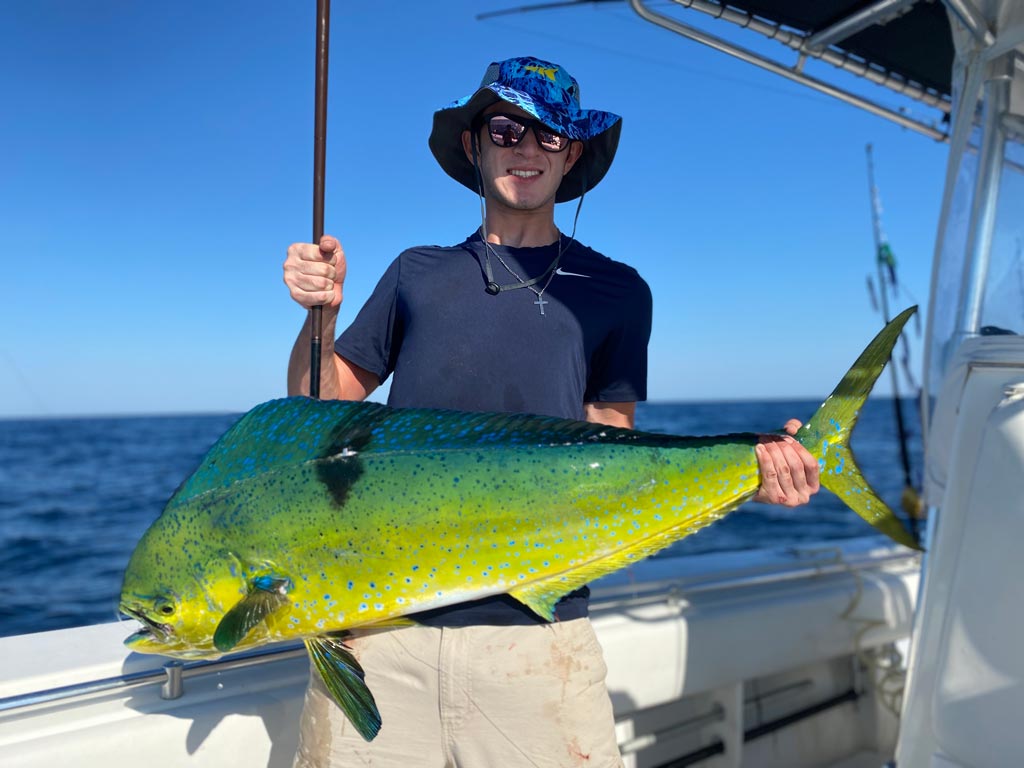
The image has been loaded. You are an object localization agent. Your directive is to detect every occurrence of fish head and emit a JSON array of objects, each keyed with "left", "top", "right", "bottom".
[
  {"left": 120, "top": 593, "right": 218, "bottom": 659},
  {"left": 119, "top": 509, "right": 252, "bottom": 658},
  {"left": 119, "top": 570, "right": 252, "bottom": 659}
]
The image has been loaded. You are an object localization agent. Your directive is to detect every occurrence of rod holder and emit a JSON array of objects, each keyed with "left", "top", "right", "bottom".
[{"left": 160, "top": 661, "right": 184, "bottom": 700}]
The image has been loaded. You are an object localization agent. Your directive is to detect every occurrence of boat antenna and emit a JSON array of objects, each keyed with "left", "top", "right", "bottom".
[
  {"left": 309, "top": 0, "right": 331, "bottom": 399},
  {"left": 476, "top": 0, "right": 617, "bottom": 21},
  {"left": 865, "top": 143, "right": 924, "bottom": 543}
]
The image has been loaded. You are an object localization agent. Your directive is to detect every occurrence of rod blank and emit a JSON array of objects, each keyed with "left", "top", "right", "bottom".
[{"left": 310, "top": 0, "right": 331, "bottom": 399}]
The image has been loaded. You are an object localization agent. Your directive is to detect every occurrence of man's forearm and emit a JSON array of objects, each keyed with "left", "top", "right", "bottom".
[
  {"left": 287, "top": 312, "right": 343, "bottom": 399},
  {"left": 584, "top": 402, "right": 636, "bottom": 429}
]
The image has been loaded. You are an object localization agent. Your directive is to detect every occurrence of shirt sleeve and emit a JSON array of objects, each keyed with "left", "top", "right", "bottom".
[
  {"left": 584, "top": 272, "right": 653, "bottom": 403},
  {"left": 335, "top": 257, "right": 403, "bottom": 384}
]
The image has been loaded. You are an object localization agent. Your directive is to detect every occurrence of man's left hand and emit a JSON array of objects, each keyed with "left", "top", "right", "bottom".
[{"left": 753, "top": 419, "right": 820, "bottom": 507}]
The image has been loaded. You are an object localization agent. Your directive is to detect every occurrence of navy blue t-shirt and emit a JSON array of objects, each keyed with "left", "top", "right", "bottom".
[{"left": 336, "top": 232, "right": 652, "bottom": 624}]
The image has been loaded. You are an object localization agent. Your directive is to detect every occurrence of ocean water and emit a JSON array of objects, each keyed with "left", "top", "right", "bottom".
[{"left": 0, "top": 398, "right": 923, "bottom": 639}]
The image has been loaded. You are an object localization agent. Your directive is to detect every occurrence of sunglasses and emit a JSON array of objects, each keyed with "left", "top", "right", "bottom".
[{"left": 476, "top": 113, "right": 572, "bottom": 153}]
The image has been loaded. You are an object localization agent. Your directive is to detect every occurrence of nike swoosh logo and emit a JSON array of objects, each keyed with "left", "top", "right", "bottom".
[{"left": 555, "top": 268, "right": 591, "bottom": 278}]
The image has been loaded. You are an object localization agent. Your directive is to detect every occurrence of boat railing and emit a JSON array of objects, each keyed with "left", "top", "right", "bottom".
[
  {"left": 0, "top": 642, "right": 307, "bottom": 714},
  {"left": 590, "top": 546, "right": 918, "bottom": 610}
]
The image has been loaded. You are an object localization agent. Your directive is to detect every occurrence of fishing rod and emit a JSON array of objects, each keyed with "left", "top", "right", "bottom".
[
  {"left": 865, "top": 143, "right": 923, "bottom": 543},
  {"left": 310, "top": 0, "right": 331, "bottom": 399}
]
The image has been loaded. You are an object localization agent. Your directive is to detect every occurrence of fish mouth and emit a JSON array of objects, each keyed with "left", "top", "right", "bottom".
[{"left": 120, "top": 605, "right": 173, "bottom": 645}]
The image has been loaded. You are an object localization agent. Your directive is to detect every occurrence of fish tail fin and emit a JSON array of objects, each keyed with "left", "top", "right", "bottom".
[{"left": 797, "top": 306, "right": 922, "bottom": 550}]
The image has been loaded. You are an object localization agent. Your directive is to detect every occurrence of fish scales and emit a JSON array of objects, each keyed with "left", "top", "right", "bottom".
[{"left": 120, "top": 307, "right": 921, "bottom": 741}]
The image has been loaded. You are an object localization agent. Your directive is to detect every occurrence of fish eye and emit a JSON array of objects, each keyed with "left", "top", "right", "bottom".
[{"left": 156, "top": 601, "right": 176, "bottom": 617}]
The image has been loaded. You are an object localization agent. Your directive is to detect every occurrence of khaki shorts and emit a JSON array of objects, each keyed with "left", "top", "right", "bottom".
[{"left": 293, "top": 618, "right": 622, "bottom": 768}]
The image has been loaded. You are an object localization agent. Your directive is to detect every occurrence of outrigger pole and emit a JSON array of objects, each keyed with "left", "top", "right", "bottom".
[
  {"left": 310, "top": 0, "right": 331, "bottom": 399},
  {"left": 865, "top": 143, "right": 923, "bottom": 542}
]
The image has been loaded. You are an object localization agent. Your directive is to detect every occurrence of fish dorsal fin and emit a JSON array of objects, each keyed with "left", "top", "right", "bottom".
[
  {"left": 168, "top": 397, "right": 696, "bottom": 508},
  {"left": 305, "top": 635, "right": 382, "bottom": 741}
]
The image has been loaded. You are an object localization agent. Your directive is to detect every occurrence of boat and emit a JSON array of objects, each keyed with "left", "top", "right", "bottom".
[{"left": 2, "top": 1, "right": 1021, "bottom": 765}]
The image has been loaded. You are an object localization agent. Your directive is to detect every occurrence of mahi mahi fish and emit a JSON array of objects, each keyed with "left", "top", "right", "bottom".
[{"left": 120, "top": 306, "right": 919, "bottom": 741}]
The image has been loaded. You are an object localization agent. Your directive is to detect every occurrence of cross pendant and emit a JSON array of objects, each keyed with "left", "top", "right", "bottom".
[{"left": 534, "top": 296, "right": 548, "bottom": 315}]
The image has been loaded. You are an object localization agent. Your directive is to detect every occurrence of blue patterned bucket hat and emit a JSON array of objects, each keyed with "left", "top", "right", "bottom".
[{"left": 429, "top": 56, "right": 622, "bottom": 203}]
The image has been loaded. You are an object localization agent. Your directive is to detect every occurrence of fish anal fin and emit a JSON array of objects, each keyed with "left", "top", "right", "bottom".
[
  {"left": 213, "top": 576, "right": 291, "bottom": 652},
  {"left": 305, "top": 636, "right": 382, "bottom": 742},
  {"left": 510, "top": 500, "right": 754, "bottom": 620},
  {"left": 507, "top": 583, "right": 561, "bottom": 622},
  {"left": 360, "top": 616, "right": 419, "bottom": 629}
]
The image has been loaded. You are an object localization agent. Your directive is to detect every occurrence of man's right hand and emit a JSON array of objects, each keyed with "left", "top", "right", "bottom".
[{"left": 283, "top": 235, "right": 346, "bottom": 310}]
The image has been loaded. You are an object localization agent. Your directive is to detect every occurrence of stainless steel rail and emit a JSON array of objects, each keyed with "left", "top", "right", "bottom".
[
  {"left": 589, "top": 549, "right": 919, "bottom": 610},
  {"left": 0, "top": 643, "right": 307, "bottom": 714},
  {"left": 628, "top": 0, "right": 949, "bottom": 141},
  {"left": 805, "top": 0, "right": 918, "bottom": 53},
  {"left": 941, "top": 0, "right": 995, "bottom": 47},
  {"left": 665, "top": 0, "right": 949, "bottom": 111},
  {"left": 957, "top": 54, "right": 1014, "bottom": 337}
]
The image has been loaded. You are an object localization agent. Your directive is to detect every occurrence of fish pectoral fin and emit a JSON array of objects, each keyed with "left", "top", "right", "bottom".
[
  {"left": 213, "top": 575, "right": 291, "bottom": 652},
  {"left": 305, "top": 636, "right": 382, "bottom": 742}
]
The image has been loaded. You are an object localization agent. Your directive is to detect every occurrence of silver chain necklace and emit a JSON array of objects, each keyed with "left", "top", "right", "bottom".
[{"left": 483, "top": 236, "right": 563, "bottom": 315}]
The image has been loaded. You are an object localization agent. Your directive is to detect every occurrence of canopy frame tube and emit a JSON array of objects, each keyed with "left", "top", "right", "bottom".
[
  {"left": 628, "top": 0, "right": 949, "bottom": 142},
  {"left": 955, "top": 53, "right": 1015, "bottom": 338},
  {"left": 805, "top": 0, "right": 918, "bottom": 53}
]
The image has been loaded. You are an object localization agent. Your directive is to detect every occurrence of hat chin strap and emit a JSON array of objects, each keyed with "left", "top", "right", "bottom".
[
  {"left": 471, "top": 130, "right": 490, "bottom": 241},
  {"left": 470, "top": 132, "right": 503, "bottom": 295},
  {"left": 471, "top": 132, "right": 587, "bottom": 296}
]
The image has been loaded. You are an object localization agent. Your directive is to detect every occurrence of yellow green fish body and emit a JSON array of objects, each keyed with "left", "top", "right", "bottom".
[{"left": 119, "top": 307, "right": 919, "bottom": 740}]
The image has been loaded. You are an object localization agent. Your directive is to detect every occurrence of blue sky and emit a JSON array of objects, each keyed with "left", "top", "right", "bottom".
[{"left": 2, "top": 1, "right": 949, "bottom": 417}]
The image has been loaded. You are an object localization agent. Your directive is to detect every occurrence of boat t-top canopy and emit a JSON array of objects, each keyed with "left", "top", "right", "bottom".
[{"left": 625, "top": 0, "right": 955, "bottom": 140}]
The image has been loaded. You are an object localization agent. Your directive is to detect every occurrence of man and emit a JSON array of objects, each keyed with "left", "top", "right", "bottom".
[{"left": 283, "top": 56, "right": 818, "bottom": 767}]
